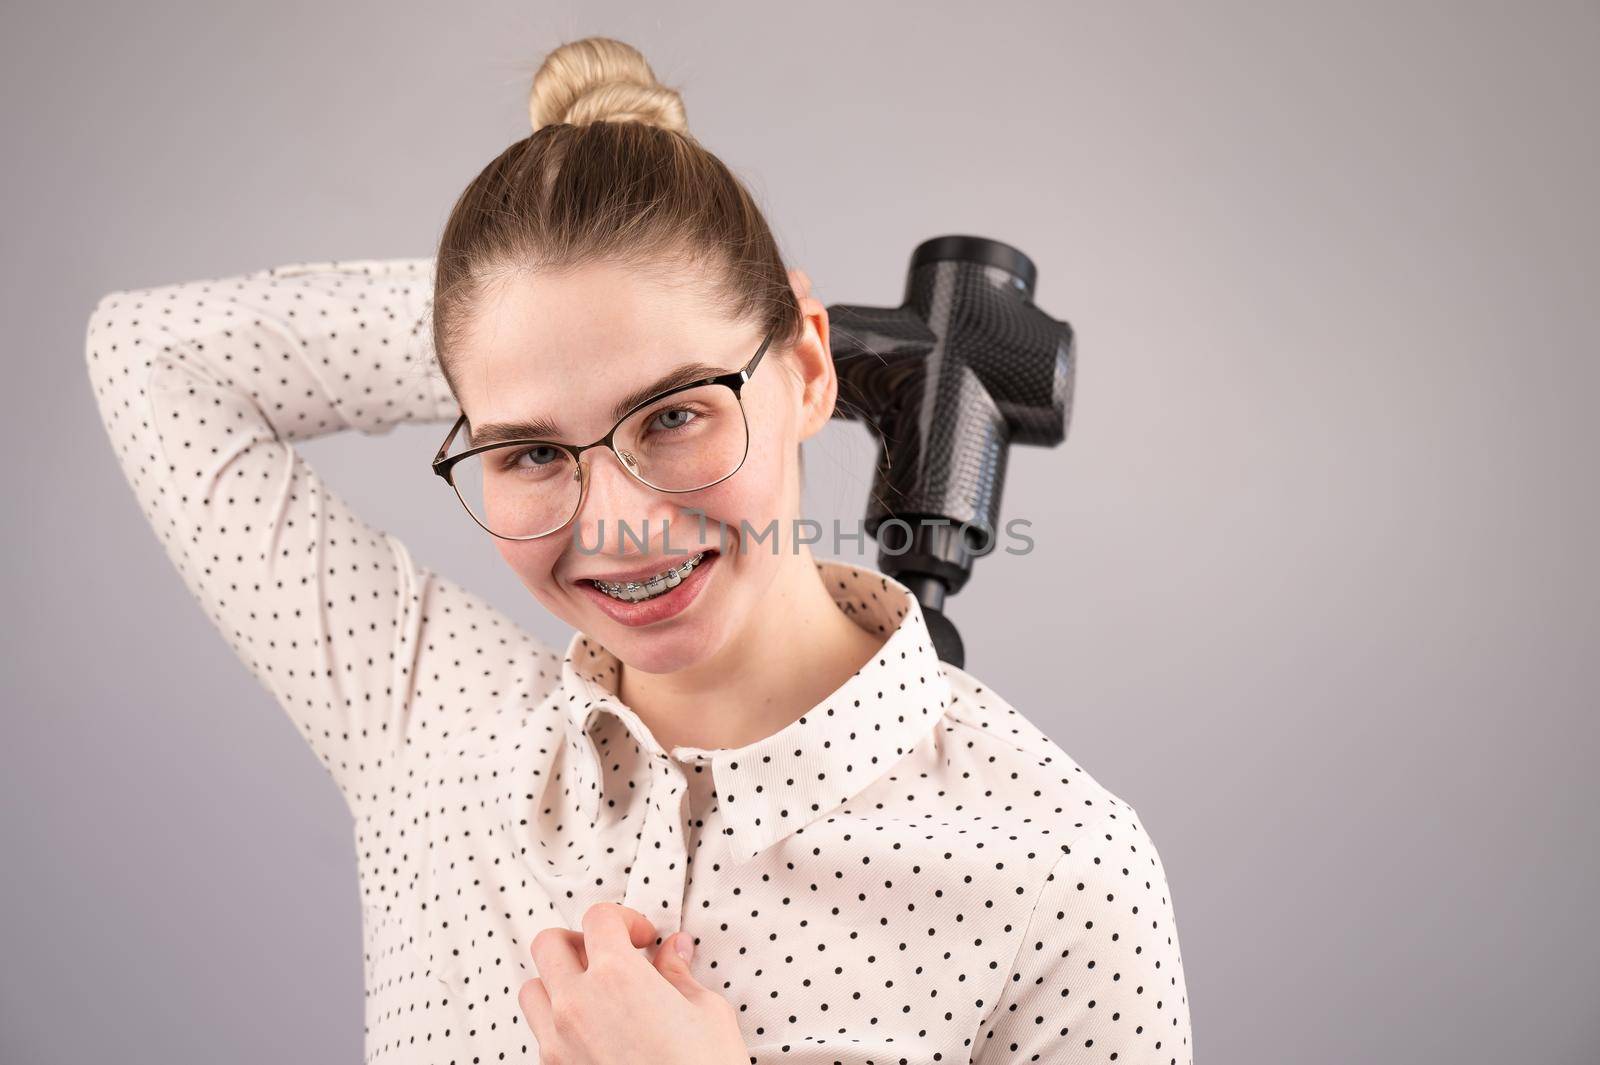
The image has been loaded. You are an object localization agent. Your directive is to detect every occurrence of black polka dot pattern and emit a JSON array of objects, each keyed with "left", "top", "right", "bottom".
[
  {"left": 84, "top": 259, "right": 1192, "bottom": 1064},
  {"left": 561, "top": 564, "right": 956, "bottom": 866}
]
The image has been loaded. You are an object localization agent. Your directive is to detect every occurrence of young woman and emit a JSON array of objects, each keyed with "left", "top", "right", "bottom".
[{"left": 85, "top": 36, "right": 1191, "bottom": 1065}]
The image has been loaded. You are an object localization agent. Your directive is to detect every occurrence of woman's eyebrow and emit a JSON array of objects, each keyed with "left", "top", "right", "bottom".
[{"left": 469, "top": 360, "right": 731, "bottom": 446}]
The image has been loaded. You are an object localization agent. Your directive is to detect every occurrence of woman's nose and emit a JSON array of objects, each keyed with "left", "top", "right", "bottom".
[{"left": 571, "top": 447, "right": 660, "bottom": 546}]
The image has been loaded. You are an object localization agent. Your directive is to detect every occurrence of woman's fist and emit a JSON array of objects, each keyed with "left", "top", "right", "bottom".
[{"left": 519, "top": 902, "right": 748, "bottom": 1065}]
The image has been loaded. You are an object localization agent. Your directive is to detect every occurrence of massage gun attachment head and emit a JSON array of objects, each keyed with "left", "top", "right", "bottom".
[{"left": 826, "top": 235, "right": 1075, "bottom": 666}]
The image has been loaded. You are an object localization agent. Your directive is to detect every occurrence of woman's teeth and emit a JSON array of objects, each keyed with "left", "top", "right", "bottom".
[{"left": 587, "top": 551, "right": 708, "bottom": 602}]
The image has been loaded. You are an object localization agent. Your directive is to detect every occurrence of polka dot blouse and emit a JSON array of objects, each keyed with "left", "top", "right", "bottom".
[{"left": 84, "top": 258, "right": 1193, "bottom": 1064}]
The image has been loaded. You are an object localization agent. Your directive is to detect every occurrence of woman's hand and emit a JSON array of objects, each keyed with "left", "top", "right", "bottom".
[{"left": 519, "top": 902, "right": 748, "bottom": 1065}]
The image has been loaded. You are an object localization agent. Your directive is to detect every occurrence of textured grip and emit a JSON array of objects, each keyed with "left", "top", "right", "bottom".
[{"left": 827, "top": 235, "right": 1074, "bottom": 615}]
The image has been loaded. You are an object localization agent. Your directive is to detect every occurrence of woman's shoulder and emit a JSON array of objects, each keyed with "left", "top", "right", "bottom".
[
  {"left": 936, "top": 660, "right": 1148, "bottom": 843},
  {"left": 938, "top": 663, "right": 1195, "bottom": 1064}
]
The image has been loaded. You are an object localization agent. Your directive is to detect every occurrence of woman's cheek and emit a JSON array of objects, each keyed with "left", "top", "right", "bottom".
[
  {"left": 685, "top": 455, "right": 788, "bottom": 552},
  {"left": 496, "top": 538, "right": 569, "bottom": 607}
]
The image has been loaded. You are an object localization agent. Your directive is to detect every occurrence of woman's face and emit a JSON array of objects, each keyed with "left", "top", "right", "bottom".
[{"left": 449, "top": 259, "right": 831, "bottom": 675}]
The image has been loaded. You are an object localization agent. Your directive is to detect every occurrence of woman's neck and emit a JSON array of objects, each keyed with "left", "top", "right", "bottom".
[{"left": 616, "top": 548, "right": 886, "bottom": 756}]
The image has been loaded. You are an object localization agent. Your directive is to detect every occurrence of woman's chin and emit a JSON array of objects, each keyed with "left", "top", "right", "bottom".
[
  {"left": 604, "top": 619, "right": 725, "bottom": 674},
  {"left": 558, "top": 596, "right": 710, "bottom": 673}
]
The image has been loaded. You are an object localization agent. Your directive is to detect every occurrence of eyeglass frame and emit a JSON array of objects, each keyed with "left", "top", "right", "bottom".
[{"left": 431, "top": 326, "right": 776, "bottom": 541}]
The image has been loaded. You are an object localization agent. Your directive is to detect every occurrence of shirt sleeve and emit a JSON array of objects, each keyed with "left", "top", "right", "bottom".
[
  {"left": 83, "top": 258, "right": 469, "bottom": 807},
  {"left": 970, "top": 808, "right": 1194, "bottom": 1065}
]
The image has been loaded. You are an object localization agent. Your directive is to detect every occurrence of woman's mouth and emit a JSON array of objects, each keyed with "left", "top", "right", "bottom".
[{"left": 576, "top": 549, "right": 720, "bottom": 627}]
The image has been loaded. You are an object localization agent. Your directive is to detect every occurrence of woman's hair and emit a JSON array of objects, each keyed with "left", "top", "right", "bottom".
[{"left": 430, "top": 36, "right": 804, "bottom": 407}]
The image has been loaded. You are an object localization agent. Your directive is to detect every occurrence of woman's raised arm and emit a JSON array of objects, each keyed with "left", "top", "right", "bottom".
[{"left": 83, "top": 258, "right": 546, "bottom": 810}]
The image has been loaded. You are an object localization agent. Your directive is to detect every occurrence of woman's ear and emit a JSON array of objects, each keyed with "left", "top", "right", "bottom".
[{"left": 786, "top": 269, "right": 836, "bottom": 443}]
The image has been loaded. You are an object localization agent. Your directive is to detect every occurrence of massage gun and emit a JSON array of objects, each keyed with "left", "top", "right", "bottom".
[{"left": 825, "top": 236, "right": 1075, "bottom": 668}]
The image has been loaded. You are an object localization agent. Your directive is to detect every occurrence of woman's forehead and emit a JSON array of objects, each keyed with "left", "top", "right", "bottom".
[
  {"left": 463, "top": 262, "right": 727, "bottom": 369},
  {"left": 451, "top": 266, "right": 752, "bottom": 437}
]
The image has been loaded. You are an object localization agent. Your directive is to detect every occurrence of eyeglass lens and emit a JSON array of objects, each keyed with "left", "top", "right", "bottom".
[{"left": 448, "top": 383, "right": 749, "bottom": 539}]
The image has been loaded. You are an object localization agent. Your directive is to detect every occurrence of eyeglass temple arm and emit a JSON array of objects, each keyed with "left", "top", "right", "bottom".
[
  {"left": 743, "top": 330, "right": 774, "bottom": 380},
  {"left": 432, "top": 412, "right": 467, "bottom": 476}
]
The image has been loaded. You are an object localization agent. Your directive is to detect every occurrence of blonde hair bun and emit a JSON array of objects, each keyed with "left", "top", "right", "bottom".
[{"left": 529, "top": 36, "right": 688, "bottom": 134}]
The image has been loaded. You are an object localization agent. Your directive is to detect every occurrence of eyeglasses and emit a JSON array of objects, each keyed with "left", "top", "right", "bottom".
[{"left": 432, "top": 328, "right": 775, "bottom": 540}]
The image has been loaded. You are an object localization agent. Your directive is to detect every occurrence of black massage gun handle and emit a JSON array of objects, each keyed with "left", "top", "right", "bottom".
[{"left": 819, "top": 237, "right": 1075, "bottom": 668}]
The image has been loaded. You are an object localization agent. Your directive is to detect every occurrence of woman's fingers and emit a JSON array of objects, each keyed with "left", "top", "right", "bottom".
[
  {"left": 651, "top": 931, "right": 693, "bottom": 981},
  {"left": 528, "top": 925, "right": 586, "bottom": 989},
  {"left": 521, "top": 918, "right": 747, "bottom": 1060},
  {"left": 580, "top": 901, "right": 660, "bottom": 963},
  {"left": 517, "top": 976, "right": 554, "bottom": 1045}
]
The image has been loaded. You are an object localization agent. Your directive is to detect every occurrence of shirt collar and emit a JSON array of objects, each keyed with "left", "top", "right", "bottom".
[{"left": 556, "top": 558, "right": 953, "bottom": 863}]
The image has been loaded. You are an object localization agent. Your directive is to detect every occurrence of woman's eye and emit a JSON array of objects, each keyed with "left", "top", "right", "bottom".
[
  {"left": 505, "top": 445, "right": 559, "bottom": 469},
  {"left": 652, "top": 408, "right": 694, "bottom": 431}
]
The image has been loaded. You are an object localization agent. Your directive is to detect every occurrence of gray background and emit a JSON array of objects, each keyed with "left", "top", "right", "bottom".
[{"left": 4, "top": 2, "right": 1596, "bottom": 1062}]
